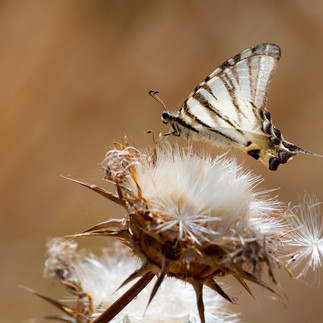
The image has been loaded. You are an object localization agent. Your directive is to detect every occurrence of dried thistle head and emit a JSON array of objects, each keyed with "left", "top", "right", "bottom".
[
  {"left": 21, "top": 238, "right": 94, "bottom": 322},
  {"left": 29, "top": 238, "right": 239, "bottom": 323},
  {"left": 27, "top": 138, "right": 323, "bottom": 323},
  {"left": 284, "top": 195, "right": 323, "bottom": 287},
  {"left": 71, "top": 140, "right": 288, "bottom": 322}
]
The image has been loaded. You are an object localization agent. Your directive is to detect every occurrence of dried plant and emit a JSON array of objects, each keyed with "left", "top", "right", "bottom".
[
  {"left": 31, "top": 238, "right": 239, "bottom": 322},
  {"left": 26, "top": 139, "right": 323, "bottom": 323}
]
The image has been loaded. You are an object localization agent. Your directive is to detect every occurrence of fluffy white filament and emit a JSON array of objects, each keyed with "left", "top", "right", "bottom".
[
  {"left": 125, "top": 144, "right": 282, "bottom": 243},
  {"left": 44, "top": 238, "right": 240, "bottom": 323},
  {"left": 285, "top": 195, "right": 323, "bottom": 287},
  {"left": 37, "top": 144, "right": 323, "bottom": 322}
]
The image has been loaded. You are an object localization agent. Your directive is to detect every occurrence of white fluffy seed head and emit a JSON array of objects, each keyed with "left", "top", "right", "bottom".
[
  {"left": 32, "top": 140, "right": 323, "bottom": 323},
  {"left": 284, "top": 195, "right": 323, "bottom": 287},
  {"left": 98, "top": 143, "right": 287, "bottom": 296},
  {"left": 122, "top": 144, "right": 282, "bottom": 244}
]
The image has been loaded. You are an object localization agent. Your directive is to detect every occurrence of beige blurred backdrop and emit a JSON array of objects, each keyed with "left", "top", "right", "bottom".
[{"left": 1, "top": 1, "right": 323, "bottom": 322}]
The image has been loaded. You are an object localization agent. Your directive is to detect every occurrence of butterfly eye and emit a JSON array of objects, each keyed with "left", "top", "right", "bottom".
[{"left": 162, "top": 111, "right": 170, "bottom": 124}]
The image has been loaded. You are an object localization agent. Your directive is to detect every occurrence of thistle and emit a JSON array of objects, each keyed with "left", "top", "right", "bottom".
[
  {"left": 26, "top": 139, "right": 323, "bottom": 323},
  {"left": 64, "top": 140, "right": 288, "bottom": 322}
]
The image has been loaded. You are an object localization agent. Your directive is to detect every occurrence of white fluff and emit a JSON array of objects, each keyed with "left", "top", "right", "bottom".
[
  {"left": 285, "top": 195, "right": 323, "bottom": 287},
  {"left": 126, "top": 144, "right": 282, "bottom": 243},
  {"left": 44, "top": 239, "right": 240, "bottom": 323}
]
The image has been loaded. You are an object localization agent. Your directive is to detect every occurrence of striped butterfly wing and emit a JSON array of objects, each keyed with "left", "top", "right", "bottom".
[
  {"left": 163, "top": 43, "right": 321, "bottom": 170},
  {"left": 185, "top": 43, "right": 280, "bottom": 110}
]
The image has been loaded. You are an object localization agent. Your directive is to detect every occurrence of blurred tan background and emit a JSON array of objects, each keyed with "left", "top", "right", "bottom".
[{"left": 1, "top": 0, "right": 323, "bottom": 322}]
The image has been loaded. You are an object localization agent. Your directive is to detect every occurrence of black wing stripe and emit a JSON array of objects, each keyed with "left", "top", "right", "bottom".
[{"left": 201, "top": 83, "right": 217, "bottom": 100}]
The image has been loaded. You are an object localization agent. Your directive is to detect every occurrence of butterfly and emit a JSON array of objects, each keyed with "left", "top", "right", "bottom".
[{"left": 151, "top": 43, "right": 322, "bottom": 170}]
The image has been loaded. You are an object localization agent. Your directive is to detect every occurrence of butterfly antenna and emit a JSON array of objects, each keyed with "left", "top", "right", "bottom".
[{"left": 149, "top": 90, "right": 167, "bottom": 111}]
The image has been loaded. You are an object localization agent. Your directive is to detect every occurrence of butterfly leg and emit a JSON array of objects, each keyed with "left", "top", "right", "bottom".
[
  {"left": 162, "top": 132, "right": 172, "bottom": 137},
  {"left": 171, "top": 123, "right": 181, "bottom": 136}
]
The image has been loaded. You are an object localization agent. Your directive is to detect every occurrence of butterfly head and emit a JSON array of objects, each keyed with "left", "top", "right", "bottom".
[
  {"left": 161, "top": 110, "right": 184, "bottom": 136},
  {"left": 161, "top": 111, "right": 171, "bottom": 124}
]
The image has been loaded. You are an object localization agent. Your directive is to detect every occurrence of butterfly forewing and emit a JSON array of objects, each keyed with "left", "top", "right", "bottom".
[{"left": 185, "top": 43, "right": 280, "bottom": 108}]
